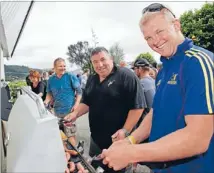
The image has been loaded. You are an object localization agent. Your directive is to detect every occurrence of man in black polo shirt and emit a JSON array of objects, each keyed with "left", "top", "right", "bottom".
[{"left": 65, "top": 47, "right": 146, "bottom": 157}]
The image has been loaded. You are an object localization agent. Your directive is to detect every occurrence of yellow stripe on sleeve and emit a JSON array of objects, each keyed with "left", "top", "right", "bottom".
[
  {"left": 194, "top": 53, "right": 213, "bottom": 113},
  {"left": 186, "top": 49, "right": 214, "bottom": 107},
  {"left": 191, "top": 48, "right": 214, "bottom": 68}
]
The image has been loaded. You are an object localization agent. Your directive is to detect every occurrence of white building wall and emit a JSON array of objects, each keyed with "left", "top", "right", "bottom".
[{"left": 0, "top": 48, "right": 5, "bottom": 80}]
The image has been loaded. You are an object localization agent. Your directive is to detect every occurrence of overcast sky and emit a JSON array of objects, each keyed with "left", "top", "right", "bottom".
[{"left": 5, "top": 1, "right": 208, "bottom": 70}]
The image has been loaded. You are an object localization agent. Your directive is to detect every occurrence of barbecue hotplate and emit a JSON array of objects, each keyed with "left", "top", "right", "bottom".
[
  {"left": 64, "top": 139, "right": 98, "bottom": 173},
  {"left": 65, "top": 139, "right": 126, "bottom": 173}
]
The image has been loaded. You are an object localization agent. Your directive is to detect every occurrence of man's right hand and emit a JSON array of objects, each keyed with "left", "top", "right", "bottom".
[
  {"left": 64, "top": 111, "right": 78, "bottom": 122},
  {"left": 44, "top": 101, "right": 49, "bottom": 108}
]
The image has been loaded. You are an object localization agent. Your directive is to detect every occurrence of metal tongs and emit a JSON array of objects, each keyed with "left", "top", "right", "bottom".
[{"left": 91, "top": 155, "right": 102, "bottom": 162}]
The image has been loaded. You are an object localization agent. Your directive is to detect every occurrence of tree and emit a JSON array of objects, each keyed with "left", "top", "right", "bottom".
[
  {"left": 136, "top": 52, "right": 156, "bottom": 65},
  {"left": 67, "top": 41, "right": 94, "bottom": 74},
  {"left": 180, "top": 2, "right": 214, "bottom": 52},
  {"left": 91, "top": 28, "right": 99, "bottom": 47},
  {"left": 109, "top": 42, "right": 125, "bottom": 65}
]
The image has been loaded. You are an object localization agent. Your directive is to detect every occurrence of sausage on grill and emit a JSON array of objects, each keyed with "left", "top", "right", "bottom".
[
  {"left": 68, "top": 161, "right": 76, "bottom": 172},
  {"left": 77, "top": 162, "right": 89, "bottom": 173},
  {"left": 63, "top": 143, "right": 78, "bottom": 155},
  {"left": 65, "top": 167, "right": 70, "bottom": 173},
  {"left": 65, "top": 152, "right": 70, "bottom": 161}
]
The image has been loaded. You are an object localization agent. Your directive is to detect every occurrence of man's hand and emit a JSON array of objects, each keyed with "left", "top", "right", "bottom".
[
  {"left": 43, "top": 101, "right": 49, "bottom": 108},
  {"left": 71, "top": 103, "right": 79, "bottom": 112},
  {"left": 111, "top": 129, "right": 127, "bottom": 142},
  {"left": 64, "top": 111, "right": 78, "bottom": 122},
  {"left": 100, "top": 139, "right": 132, "bottom": 171}
]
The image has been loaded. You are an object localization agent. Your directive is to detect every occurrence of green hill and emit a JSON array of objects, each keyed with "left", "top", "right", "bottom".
[{"left": 5, "top": 65, "right": 43, "bottom": 81}]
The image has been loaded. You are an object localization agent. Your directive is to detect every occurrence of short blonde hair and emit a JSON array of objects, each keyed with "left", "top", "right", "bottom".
[{"left": 139, "top": 8, "right": 175, "bottom": 28}]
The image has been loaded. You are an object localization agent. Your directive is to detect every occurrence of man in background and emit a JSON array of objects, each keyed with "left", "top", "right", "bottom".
[
  {"left": 26, "top": 69, "right": 33, "bottom": 86},
  {"left": 44, "top": 58, "right": 82, "bottom": 146},
  {"left": 81, "top": 70, "right": 89, "bottom": 91},
  {"left": 132, "top": 58, "right": 155, "bottom": 141}
]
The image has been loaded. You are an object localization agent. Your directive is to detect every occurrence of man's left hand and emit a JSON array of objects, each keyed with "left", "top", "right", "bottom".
[
  {"left": 100, "top": 139, "right": 132, "bottom": 171},
  {"left": 111, "top": 129, "right": 126, "bottom": 142}
]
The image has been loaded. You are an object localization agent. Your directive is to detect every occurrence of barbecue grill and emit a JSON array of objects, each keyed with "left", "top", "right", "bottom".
[
  {"left": 6, "top": 87, "right": 67, "bottom": 172},
  {"left": 5, "top": 87, "right": 129, "bottom": 172}
]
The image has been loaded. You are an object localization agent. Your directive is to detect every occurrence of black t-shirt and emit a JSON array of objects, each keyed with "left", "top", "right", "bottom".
[
  {"left": 82, "top": 66, "right": 147, "bottom": 149},
  {"left": 30, "top": 81, "right": 46, "bottom": 101}
]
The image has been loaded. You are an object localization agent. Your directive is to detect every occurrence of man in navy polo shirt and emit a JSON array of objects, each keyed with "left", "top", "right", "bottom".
[{"left": 101, "top": 3, "right": 214, "bottom": 173}]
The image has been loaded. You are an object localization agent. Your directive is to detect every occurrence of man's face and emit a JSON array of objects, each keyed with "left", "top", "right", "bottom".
[
  {"left": 141, "top": 14, "right": 180, "bottom": 57},
  {"left": 91, "top": 51, "right": 114, "bottom": 78},
  {"left": 134, "top": 67, "right": 140, "bottom": 77},
  {"left": 54, "top": 60, "right": 66, "bottom": 76},
  {"left": 149, "top": 69, "right": 156, "bottom": 79},
  {"left": 43, "top": 72, "right": 48, "bottom": 79}
]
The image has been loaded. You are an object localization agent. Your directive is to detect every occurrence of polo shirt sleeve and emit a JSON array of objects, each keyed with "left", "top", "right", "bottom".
[
  {"left": 122, "top": 69, "right": 147, "bottom": 109},
  {"left": 69, "top": 73, "right": 82, "bottom": 95},
  {"left": 141, "top": 79, "right": 155, "bottom": 108},
  {"left": 144, "top": 89, "right": 155, "bottom": 108},
  {"left": 183, "top": 53, "right": 214, "bottom": 115}
]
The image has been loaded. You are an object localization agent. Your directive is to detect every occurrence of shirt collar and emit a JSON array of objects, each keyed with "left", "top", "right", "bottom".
[
  {"left": 160, "top": 38, "right": 193, "bottom": 63},
  {"left": 95, "top": 64, "right": 118, "bottom": 81},
  {"left": 53, "top": 72, "right": 67, "bottom": 79}
]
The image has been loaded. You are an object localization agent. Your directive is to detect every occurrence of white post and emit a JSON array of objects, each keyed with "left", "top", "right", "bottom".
[
  {"left": 1, "top": 48, "right": 6, "bottom": 173},
  {"left": 0, "top": 48, "right": 5, "bottom": 80}
]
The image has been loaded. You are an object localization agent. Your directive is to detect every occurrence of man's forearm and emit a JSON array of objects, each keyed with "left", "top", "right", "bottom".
[
  {"left": 75, "top": 94, "right": 82, "bottom": 105},
  {"left": 75, "top": 103, "right": 89, "bottom": 118},
  {"left": 131, "top": 110, "right": 153, "bottom": 143},
  {"left": 38, "top": 93, "right": 43, "bottom": 97},
  {"left": 123, "top": 109, "right": 144, "bottom": 133},
  {"left": 131, "top": 127, "right": 209, "bottom": 163},
  {"left": 44, "top": 93, "right": 52, "bottom": 104}
]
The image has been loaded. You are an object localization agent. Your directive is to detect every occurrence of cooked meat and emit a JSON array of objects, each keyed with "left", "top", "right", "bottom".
[
  {"left": 63, "top": 143, "right": 78, "bottom": 155},
  {"left": 65, "top": 152, "right": 70, "bottom": 162},
  {"left": 68, "top": 161, "right": 76, "bottom": 172},
  {"left": 77, "top": 162, "right": 87, "bottom": 172},
  {"left": 65, "top": 167, "right": 70, "bottom": 173}
]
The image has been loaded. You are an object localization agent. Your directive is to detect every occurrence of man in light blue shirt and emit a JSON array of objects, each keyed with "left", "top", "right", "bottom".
[{"left": 44, "top": 58, "right": 82, "bottom": 146}]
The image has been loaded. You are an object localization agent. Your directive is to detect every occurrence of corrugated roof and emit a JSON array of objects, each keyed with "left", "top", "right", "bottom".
[{"left": 0, "top": 1, "right": 34, "bottom": 58}]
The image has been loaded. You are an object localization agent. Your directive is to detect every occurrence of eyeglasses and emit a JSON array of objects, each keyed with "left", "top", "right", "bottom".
[{"left": 142, "top": 3, "right": 176, "bottom": 18}]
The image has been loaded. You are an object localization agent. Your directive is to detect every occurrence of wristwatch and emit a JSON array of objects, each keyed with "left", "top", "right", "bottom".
[{"left": 121, "top": 128, "right": 130, "bottom": 137}]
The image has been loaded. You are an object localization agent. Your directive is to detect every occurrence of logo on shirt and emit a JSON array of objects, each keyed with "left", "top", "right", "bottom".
[
  {"left": 108, "top": 80, "right": 115, "bottom": 87},
  {"left": 156, "top": 80, "right": 161, "bottom": 87},
  {"left": 167, "top": 74, "right": 178, "bottom": 85}
]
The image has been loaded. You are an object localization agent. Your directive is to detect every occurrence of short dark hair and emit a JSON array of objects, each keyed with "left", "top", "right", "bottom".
[
  {"left": 91, "top": 47, "right": 109, "bottom": 57},
  {"left": 54, "top": 57, "right": 65, "bottom": 67}
]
